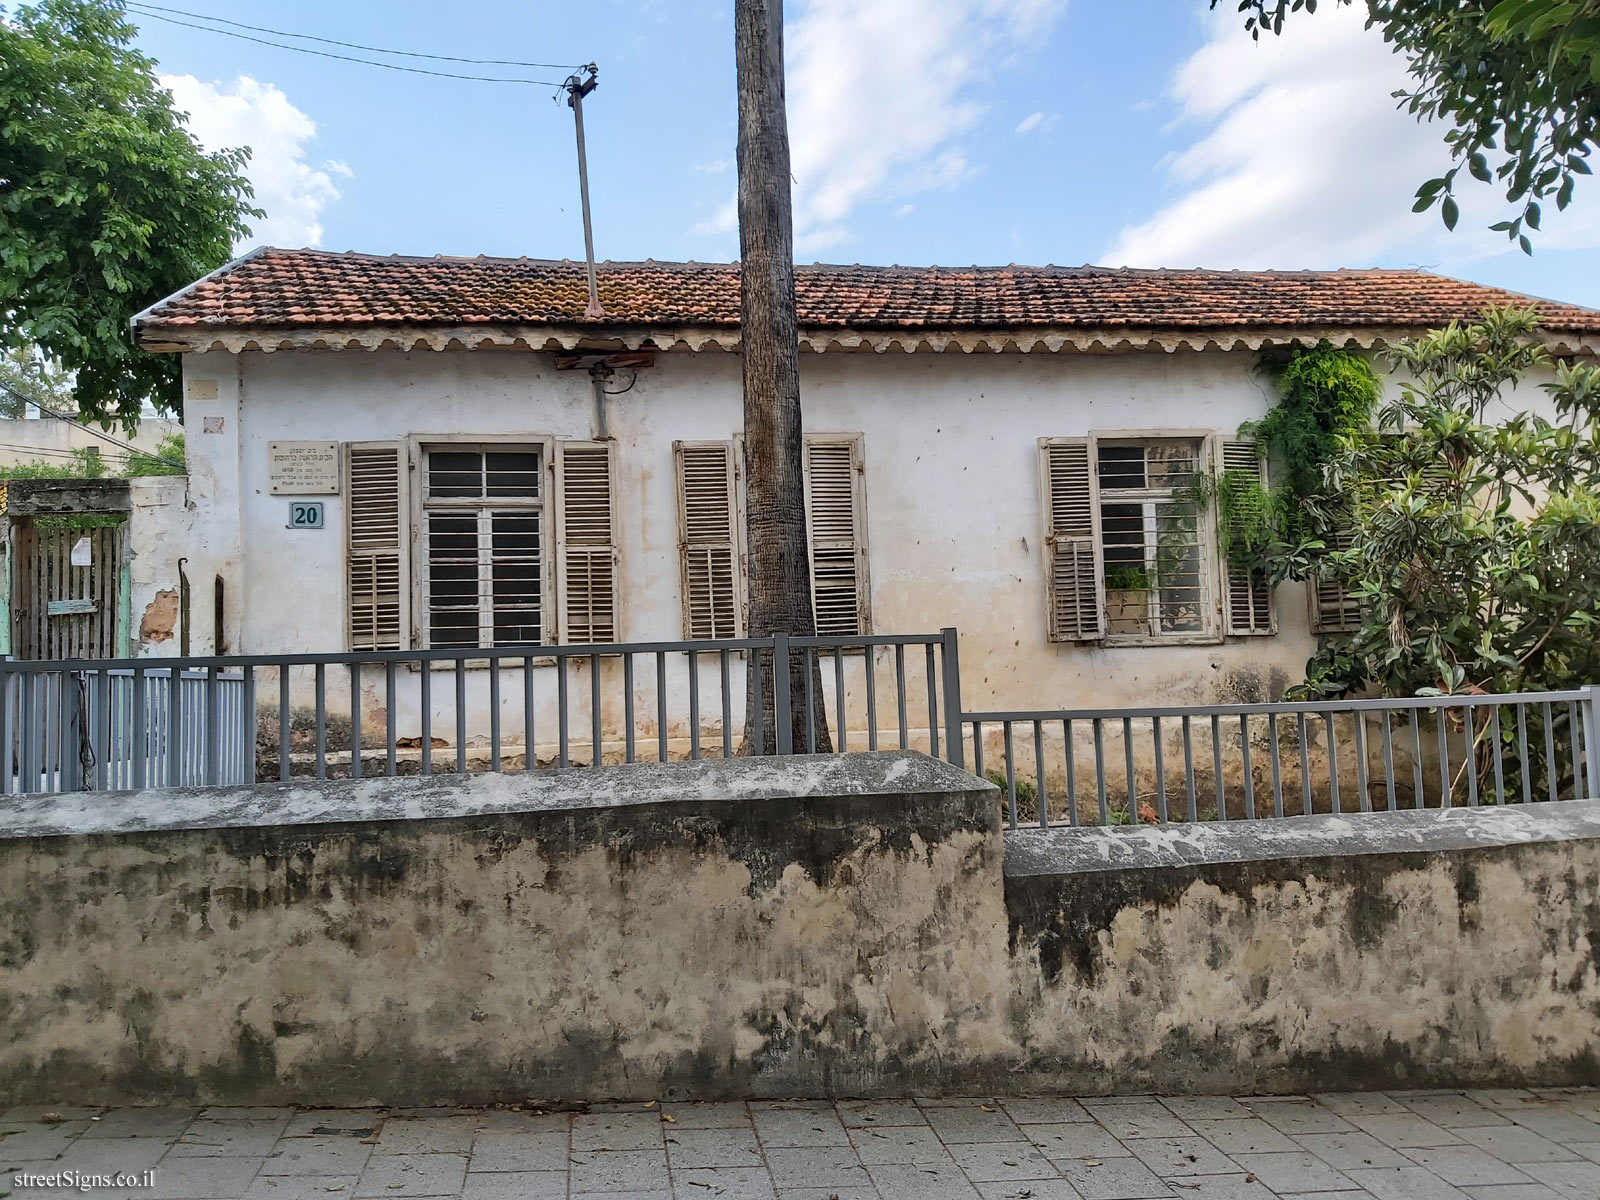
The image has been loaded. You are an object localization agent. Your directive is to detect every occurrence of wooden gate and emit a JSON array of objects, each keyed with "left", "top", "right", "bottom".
[{"left": 11, "top": 520, "right": 126, "bottom": 660}]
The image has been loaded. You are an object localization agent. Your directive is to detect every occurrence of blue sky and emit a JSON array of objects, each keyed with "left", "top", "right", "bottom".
[{"left": 127, "top": 0, "right": 1600, "bottom": 308}]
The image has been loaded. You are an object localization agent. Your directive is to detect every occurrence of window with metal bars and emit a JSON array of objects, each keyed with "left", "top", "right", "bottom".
[
  {"left": 1041, "top": 434, "right": 1224, "bottom": 644},
  {"left": 421, "top": 445, "right": 544, "bottom": 648}
]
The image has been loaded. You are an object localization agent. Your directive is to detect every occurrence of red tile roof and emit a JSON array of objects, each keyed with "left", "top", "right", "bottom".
[{"left": 133, "top": 247, "right": 1600, "bottom": 337}]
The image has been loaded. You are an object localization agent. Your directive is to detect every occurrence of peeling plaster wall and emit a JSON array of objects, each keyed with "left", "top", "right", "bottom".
[
  {"left": 0, "top": 752, "right": 1009, "bottom": 1106},
  {"left": 3, "top": 755, "right": 1598, "bottom": 1106},
  {"left": 126, "top": 475, "right": 196, "bottom": 657},
  {"left": 1005, "top": 805, "right": 1600, "bottom": 1095}
]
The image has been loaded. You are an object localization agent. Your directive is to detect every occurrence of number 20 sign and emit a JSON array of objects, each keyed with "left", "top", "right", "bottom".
[{"left": 288, "top": 501, "right": 325, "bottom": 529}]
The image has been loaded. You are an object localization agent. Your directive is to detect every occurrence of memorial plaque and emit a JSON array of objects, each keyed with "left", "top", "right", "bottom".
[{"left": 268, "top": 441, "right": 339, "bottom": 495}]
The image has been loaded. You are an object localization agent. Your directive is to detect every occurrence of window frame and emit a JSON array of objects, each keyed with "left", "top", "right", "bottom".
[
  {"left": 407, "top": 434, "right": 556, "bottom": 651},
  {"left": 802, "top": 432, "right": 872, "bottom": 639},
  {"left": 1042, "top": 429, "right": 1225, "bottom": 648}
]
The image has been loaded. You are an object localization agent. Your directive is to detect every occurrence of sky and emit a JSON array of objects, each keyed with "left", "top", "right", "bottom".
[{"left": 125, "top": 0, "right": 1600, "bottom": 309}]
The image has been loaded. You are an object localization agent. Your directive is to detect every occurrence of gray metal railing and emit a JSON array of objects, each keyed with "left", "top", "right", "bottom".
[
  {"left": 0, "top": 629, "right": 963, "bottom": 795},
  {"left": 967, "top": 688, "right": 1600, "bottom": 829}
]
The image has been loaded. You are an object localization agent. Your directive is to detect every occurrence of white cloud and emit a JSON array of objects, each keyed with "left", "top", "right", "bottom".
[
  {"left": 895, "top": 203, "right": 916, "bottom": 217},
  {"left": 783, "top": 0, "right": 1064, "bottom": 250},
  {"left": 1015, "top": 111, "right": 1059, "bottom": 136},
  {"left": 162, "top": 74, "right": 346, "bottom": 251},
  {"left": 1102, "top": 6, "right": 1559, "bottom": 269}
]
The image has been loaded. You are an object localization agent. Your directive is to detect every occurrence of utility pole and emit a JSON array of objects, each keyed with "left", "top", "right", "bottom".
[
  {"left": 565, "top": 64, "right": 603, "bottom": 319},
  {"left": 734, "top": 0, "right": 831, "bottom": 754}
]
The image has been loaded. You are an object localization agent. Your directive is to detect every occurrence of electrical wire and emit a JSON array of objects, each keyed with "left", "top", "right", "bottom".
[
  {"left": 124, "top": 4, "right": 577, "bottom": 86},
  {"left": 123, "top": 1, "right": 587, "bottom": 71},
  {"left": 0, "top": 382, "right": 186, "bottom": 470}
]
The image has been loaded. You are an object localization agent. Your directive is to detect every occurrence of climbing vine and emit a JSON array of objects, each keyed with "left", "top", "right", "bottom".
[{"left": 1187, "top": 341, "right": 1381, "bottom": 580}]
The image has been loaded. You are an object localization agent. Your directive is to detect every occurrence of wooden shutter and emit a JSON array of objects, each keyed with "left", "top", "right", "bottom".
[
  {"left": 675, "top": 440, "right": 742, "bottom": 639},
  {"left": 1218, "top": 438, "right": 1274, "bottom": 636},
  {"left": 1312, "top": 526, "right": 1363, "bottom": 634},
  {"left": 1040, "top": 438, "right": 1103, "bottom": 641},
  {"left": 556, "top": 440, "right": 618, "bottom": 643},
  {"left": 804, "top": 436, "right": 869, "bottom": 636},
  {"left": 346, "top": 442, "right": 410, "bottom": 650}
]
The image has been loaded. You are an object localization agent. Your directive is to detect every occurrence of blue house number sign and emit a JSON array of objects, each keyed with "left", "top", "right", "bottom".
[{"left": 289, "top": 501, "right": 325, "bottom": 529}]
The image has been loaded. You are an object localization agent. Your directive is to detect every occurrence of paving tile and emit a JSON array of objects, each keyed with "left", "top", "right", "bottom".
[
  {"left": 461, "top": 1171, "right": 568, "bottom": 1198},
  {"left": 1464, "top": 1091, "right": 1541, "bottom": 1111},
  {"left": 1155, "top": 1175, "right": 1278, "bottom": 1198},
  {"left": 79, "top": 1106, "right": 198, "bottom": 1139},
  {"left": 752, "top": 1107, "right": 851, "bottom": 1148},
  {"left": 1243, "top": 1100, "right": 1355, "bottom": 1137},
  {"left": 569, "top": 1147, "right": 672, "bottom": 1190},
  {"left": 974, "top": 1181, "right": 1083, "bottom": 1200},
  {"left": 1567, "top": 1141, "right": 1600, "bottom": 1163},
  {"left": 148, "top": 1154, "right": 268, "bottom": 1199},
  {"left": 202, "top": 1107, "right": 297, "bottom": 1122},
  {"left": 1344, "top": 1165, "right": 1472, "bottom": 1199},
  {"left": 1455, "top": 1185, "right": 1568, "bottom": 1199},
  {"left": 917, "top": 1097, "right": 1002, "bottom": 1108},
  {"left": 839, "top": 1098, "right": 928, "bottom": 1128},
  {"left": 999, "top": 1097, "right": 1093, "bottom": 1125},
  {"left": 667, "top": 1125, "right": 764, "bottom": 1169},
  {"left": 775, "top": 1189, "right": 880, "bottom": 1200},
  {"left": 571, "top": 1192, "right": 672, "bottom": 1200},
  {"left": 849, "top": 1123, "right": 950, "bottom": 1164},
  {"left": 372, "top": 1115, "right": 476, "bottom": 1156},
  {"left": 469, "top": 1109, "right": 570, "bottom": 1133},
  {"left": 1187, "top": 1118, "right": 1300, "bottom": 1155},
  {"left": 169, "top": 1116, "right": 290, "bottom": 1157},
  {"left": 753, "top": 1101, "right": 835, "bottom": 1112},
  {"left": 659, "top": 1101, "right": 751, "bottom": 1129},
  {"left": 261, "top": 1134, "right": 376, "bottom": 1175},
  {"left": 1293, "top": 1130, "right": 1415, "bottom": 1169},
  {"left": 283, "top": 1110, "right": 384, "bottom": 1139},
  {"left": 1124, "top": 1135, "right": 1238, "bottom": 1177},
  {"left": 673, "top": 1164, "right": 778, "bottom": 1198},
  {"left": 923, "top": 1105, "right": 1024, "bottom": 1145},
  {"left": 1311, "top": 1093, "right": 1410, "bottom": 1118},
  {"left": 1026, "top": 1122, "right": 1134, "bottom": 1159},
  {"left": 1349, "top": 1113, "right": 1466, "bottom": 1148},
  {"left": 354, "top": 1151, "right": 469, "bottom": 1197},
  {"left": 947, "top": 1140, "right": 1058, "bottom": 1182},
  {"left": 1405, "top": 1146, "right": 1535, "bottom": 1187},
  {"left": 1228, "top": 1151, "right": 1356, "bottom": 1193},
  {"left": 47, "top": 1135, "right": 170, "bottom": 1174},
  {"left": 240, "top": 1176, "right": 362, "bottom": 1200},
  {"left": 1451, "top": 1124, "right": 1579, "bottom": 1164},
  {"left": 1, "top": 1105, "right": 104, "bottom": 1123},
  {"left": 1083, "top": 1101, "right": 1193, "bottom": 1142},
  {"left": 765, "top": 1146, "right": 873, "bottom": 1189},
  {"left": 1157, "top": 1097, "right": 1252, "bottom": 1122},
  {"left": 1505, "top": 1110, "right": 1600, "bottom": 1144},
  {"left": 1055, "top": 1155, "right": 1175, "bottom": 1199},
  {"left": 573, "top": 1111, "right": 666, "bottom": 1152},
  {"left": 468, "top": 1129, "right": 568, "bottom": 1172},
  {"left": 1400, "top": 1095, "right": 1515, "bottom": 1129},
  {"left": 0, "top": 1121, "right": 87, "bottom": 1159},
  {"left": 1521, "top": 1158, "right": 1600, "bottom": 1198},
  {"left": 866, "top": 1160, "right": 983, "bottom": 1197}
]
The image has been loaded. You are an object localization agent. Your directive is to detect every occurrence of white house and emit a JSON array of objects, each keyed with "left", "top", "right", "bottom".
[{"left": 129, "top": 249, "right": 1600, "bottom": 740}]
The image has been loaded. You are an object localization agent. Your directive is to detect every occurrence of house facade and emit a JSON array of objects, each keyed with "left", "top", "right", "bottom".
[{"left": 131, "top": 250, "right": 1600, "bottom": 731}]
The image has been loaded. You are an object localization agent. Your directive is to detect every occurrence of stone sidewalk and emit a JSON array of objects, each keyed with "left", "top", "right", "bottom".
[{"left": 4, "top": 1089, "right": 1600, "bottom": 1199}]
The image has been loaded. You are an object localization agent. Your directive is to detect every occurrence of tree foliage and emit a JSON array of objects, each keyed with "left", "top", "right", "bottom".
[
  {"left": 1217, "top": 0, "right": 1599, "bottom": 250},
  {"left": 0, "top": 343, "right": 76, "bottom": 417},
  {"left": 1296, "top": 306, "right": 1600, "bottom": 700},
  {"left": 0, "top": 0, "right": 258, "bottom": 427}
]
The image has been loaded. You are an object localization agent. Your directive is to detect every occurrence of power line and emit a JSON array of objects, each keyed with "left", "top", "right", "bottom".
[
  {"left": 0, "top": 383, "right": 186, "bottom": 470},
  {"left": 123, "top": 1, "right": 586, "bottom": 71},
  {"left": 124, "top": 6, "right": 574, "bottom": 86}
]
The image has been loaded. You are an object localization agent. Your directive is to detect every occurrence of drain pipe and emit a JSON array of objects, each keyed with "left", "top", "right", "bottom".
[{"left": 589, "top": 362, "right": 613, "bottom": 440}]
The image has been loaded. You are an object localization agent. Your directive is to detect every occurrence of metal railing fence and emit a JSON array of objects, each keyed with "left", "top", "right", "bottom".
[
  {"left": 0, "top": 629, "right": 963, "bottom": 795},
  {"left": 967, "top": 688, "right": 1600, "bottom": 830}
]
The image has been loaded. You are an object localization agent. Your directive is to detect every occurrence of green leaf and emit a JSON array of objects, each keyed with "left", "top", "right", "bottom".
[
  {"left": 1442, "top": 195, "right": 1460, "bottom": 230},
  {"left": 1469, "top": 152, "right": 1491, "bottom": 182}
]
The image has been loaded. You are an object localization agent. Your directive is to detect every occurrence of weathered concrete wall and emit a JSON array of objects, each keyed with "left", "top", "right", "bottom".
[
  {"left": 0, "top": 417, "right": 180, "bottom": 468},
  {"left": 0, "top": 752, "right": 1009, "bottom": 1106},
  {"left": 1006, "top": 804, "right": 1600, "bottom": 1094},
  {"left": 3, "top": 754, "right": 1598, "bottom": 1106}
]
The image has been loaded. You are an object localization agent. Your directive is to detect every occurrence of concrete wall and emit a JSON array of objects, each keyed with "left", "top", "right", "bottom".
[
  {"left": 0, "top": 417, "right": 180, "bottom": 469},
  {"left": 2, "top": 753, "right": 1599, "bottom": 1105}
]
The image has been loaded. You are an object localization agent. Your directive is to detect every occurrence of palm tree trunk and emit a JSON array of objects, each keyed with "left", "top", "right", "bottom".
[{"left": 734, "top": 0, "right": 831, "bottom": 754}]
